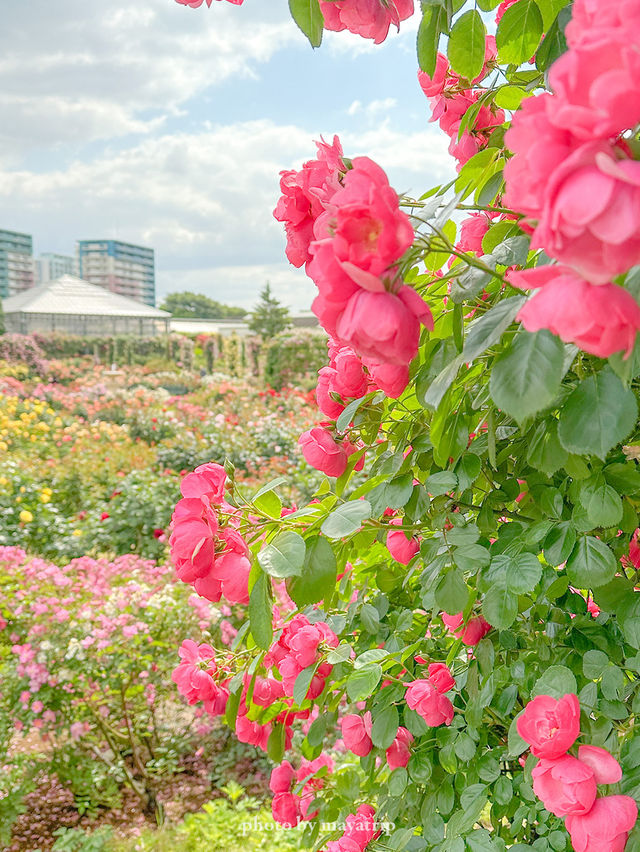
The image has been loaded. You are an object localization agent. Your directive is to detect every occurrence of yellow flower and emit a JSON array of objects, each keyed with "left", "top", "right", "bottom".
[
  {"left": 19, "top": 510, "right": 33, "bottom": 523},
  {"left": 72, "top": 529, "right": 82, "bottom": 537},
  {"left": 40, "top": 493, "right": 51, "bottom": 504}
]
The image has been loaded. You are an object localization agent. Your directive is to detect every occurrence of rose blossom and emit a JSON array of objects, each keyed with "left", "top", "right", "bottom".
[
  {"left": 274, "top": 136, "right": 344, "bottom": 268},
  {"left": 341, "top": 712, "right": 373, "bottom": 756},
  {"left": 566, "top": 795, "right": 638, "bottom": 852},
  {"left": 510, "top": 265, "right": 640, "bottom": 358},
  {"left": 298, "top": 427, "right": 349, "bottom": 477},
  {"left": 517, "top": 693, "right": 580, "bottom": 759},
  {"left": 386, "top": 726, "right": 414, "bottom": 770},
  {"left": 405, "top": 679, "right": 454, "bottom": 727},
  {"left": 319, "top": 0, "right": 414, "bottom": 44},
  {"left": 386, "top": 518, "right": 419, "bottom": 565},
  {"left": 530, "top": 142, "right": 640, "bottom": 284},
  {"left": 441, "top": 611, "right": 492, "bottom": 646},
  {"left": 532, "top": 754, "right": 597, "bottom": 817}
]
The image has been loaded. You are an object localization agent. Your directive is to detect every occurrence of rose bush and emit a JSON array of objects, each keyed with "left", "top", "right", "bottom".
[{"left": 170, "top": 0, "right": 640, "bottom": 850}]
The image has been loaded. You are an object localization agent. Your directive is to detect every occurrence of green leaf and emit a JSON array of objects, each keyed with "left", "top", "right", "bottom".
[
  {"left": 258, "top": 530, "right": 306, "bottom": 578},
  {"left": 496, "top": 0, "right": 544, "bottom": 65},
  {"left": 462, "top": 296, "right": 525, "bottom": 364},
  {"left": 482, "top": 584, "right": 518, "bottom": 629},
  {"left": 371, "top": 705, "right": 399, "bottom": 749},
  {"left": 583, "top": 476, "right": 623, "bottom": 528},
  {"left": 321, "top": 499, "right": 371, "bottom": 539},
  {"left": 385, "top": 474, "right": 414, "bottom": 510},
  {"left": 417, "top": 4, "right": 449, "bottom": 76},
  {"left": 249, "top": 571, "right": 273, "bottom": 650},
  {"left": 535, "top": 8, "right": 569, "bottom": 70},
  {"left": 336, "top": 396, "right": 366, "bottom": 433},
  {"left": 490, "top": 330, "right": 565, "bottom": 423},
  {"left": 425, "top": 471, "right": 458, "bottom": 496},
  {"left": 476, "top": 170, "right": 504, "bottom": 207},
  {"left": 253, "top": 490, "right": 282, "bottom": 519},
  {"left": 267, "top": 723, "right": 286, "bottom": 763},
  {"left": 447, "top": 10, "right": 486, "bottom": 81},
  {"left": 293, "top": 665, "right": 317, "bottom": 706},
  {"left": 286, "top": 535, "right": 337, "bottom": 607},
  {"left": 435, "top": 569, "right": 470, "bottom": 615},
  {"left": 532, "top": 665, "right": 577, "bottom": 699},
  {"left": 505, "top": 553, "right": 542, "bottom": 594},
  {"left": 527, "top": 420, "right": 568, "bottom": 475},
  {"left": 288, "top": 0, "right": 324, "bottom": 48},
  {"left": 566, "top": 536, "right": 617, "bottom": 589},
  {"left": 558, "top": 371, "right": 638, "bottom": 460},
  {"left": 543, "top": 522, "right": 576, "bottom": 567},
  {"left": 494, "top": 85, "right": 528, "bottom": 110},
  {"left": 346, "top": 665, "right": 382, "bottom": 702},
  {"left": 508, "top": 712, "right": 529, "bottom": 756}
]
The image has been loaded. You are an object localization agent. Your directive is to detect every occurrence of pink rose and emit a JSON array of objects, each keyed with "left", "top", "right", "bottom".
[
  {"left": 405, "top": 679, "right": 454, "bottom": 727},
  {"left": 532, "top": 755, "right": 597, "bottom": 817},
  {"left": 341, "top": 712, "right": 373, "bottom": 756},
  {"left": 386, "top": 519, "right": 419, "bottom": 565},
  {"left": 269, "top": 760, "right": 295, "bottom": 794},
  {"left": 566, "top": 795, "right": 638, "bottom": 852},
  {"left": 169, "top": 497, "right": 218, "bottom": 583},
  {"left": 418, "top": 54, "right": 449, "bottom": 98},
  {"left": 516, "top": 693, "right": 580, "bottom": 759},
  {"left": 531, "top": 142, "right": 640, "bottom": 284},
  {"left": 547, "top": 33, "right": 640, "bottom": 141},
  {"left": 503, "top": 93, "right": 576, "bottom": 223},
  {"left": 272, "top": 792, "right": 301, "bottom": 826},
  {"left": 510, "top": 265, "right": 640, "bottom": 358},
  {"left": 441, "top": 611, "right": 492, "bottom": 646},
  {"left": 363, "top": 359, "right": 409, "bottom": 398},
  {"left": 386, "top": 726, "right": 414, "bottom": 770},
  {"left": 312, "top": 156, "right": 414, "bottom": 282},
  {"left": 298, "top": 427, "right": 348, "bottom": 477},
  {"left": 335, "top": 285, "right": 433, "bottom": 367},
  {"left": 427, "top": 662, "right": 455, "bottom": 694},
  {"left": 577, "top": 745, "right": 623, "bottom": 785},
  {"left": 319, "top": 0, "right": 414, "bottom": 44},
  {"left": 180, "top": 462, "right": 227, "bottom": 502},
  {"left": 274, "top": 136, "right": 344, "bottom": 268},
  {"left": 457, "top": 214, "right": 491, "bottom": 255}
]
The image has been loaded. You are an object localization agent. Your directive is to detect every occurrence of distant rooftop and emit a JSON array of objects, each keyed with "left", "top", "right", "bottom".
[{"left": 2, "top": 275, "right": 169, "bottom": 318}]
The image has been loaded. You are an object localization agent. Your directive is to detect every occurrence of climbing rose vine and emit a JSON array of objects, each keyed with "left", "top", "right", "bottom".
[{"left": 172, "top": 0, "right": 640, "bottom": 850}]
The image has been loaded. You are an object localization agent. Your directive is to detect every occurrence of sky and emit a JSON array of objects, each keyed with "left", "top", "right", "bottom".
[{"left": 0, "top": 0, "right": 454, "bottom": 311}]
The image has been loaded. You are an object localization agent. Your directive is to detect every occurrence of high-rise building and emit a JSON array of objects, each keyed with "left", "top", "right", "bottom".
[
  {"left": 35, "top": 252, "right": 78, "bottom": 285},
  {"left": 77, "top": 239, "right": 155, "bottom": 306},
  {"left": 0, "top": 229, "right": 34, "bottom": 298}
]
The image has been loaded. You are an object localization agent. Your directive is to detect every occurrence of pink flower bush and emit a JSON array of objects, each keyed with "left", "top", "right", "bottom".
[
  {"left": 441, "top": 611, "right": 492, "bottom": 646},
  {"left": 169, "top": 463, "right": 251, "bottom": 605},
  {"left": 517, "top": 693, "right": 580, "bottom": 759},
  {"left": 510, "top": 265, "right": 640, "bottom": 358},
  {"left": 341, "top": 712, "right": 373, "bottom": 756},
  {"left": 273, "top": 137, "right": 344, "bottom": 268},
  {"left": 319, "top": 0, "right": 414, "bottom": 44},
  {"left": 265, "top": 613, "right": 339, "bottom": 700}
]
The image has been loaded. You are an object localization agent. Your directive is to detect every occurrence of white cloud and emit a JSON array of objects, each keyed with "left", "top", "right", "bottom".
[{"left": 0, "top": 0, "right": 297, "bottom": 156}]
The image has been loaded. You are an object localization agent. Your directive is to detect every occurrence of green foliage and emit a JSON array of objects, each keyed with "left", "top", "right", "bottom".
[
  {"left": 263, "top": 328, "right": 327, "bottom": 390},
  {"left": 160, "top": 291, "right": 246, "bottom": 319}
]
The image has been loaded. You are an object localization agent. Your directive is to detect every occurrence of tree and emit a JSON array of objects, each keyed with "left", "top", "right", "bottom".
[
  {"left": 159, "top": 291, "right": 246, "bottom": 319},
  {"left": 248, "top": 283, "right": 291, "bottom": 339}
]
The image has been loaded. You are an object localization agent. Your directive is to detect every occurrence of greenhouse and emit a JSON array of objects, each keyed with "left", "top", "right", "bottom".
[{"left": 2, "top": 274, "right": 170, "bottom": 336}]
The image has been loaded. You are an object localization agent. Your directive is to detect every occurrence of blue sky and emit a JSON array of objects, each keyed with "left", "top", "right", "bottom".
[{"left": 0, "top": 1, "right": 453, "bottom": 310}]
